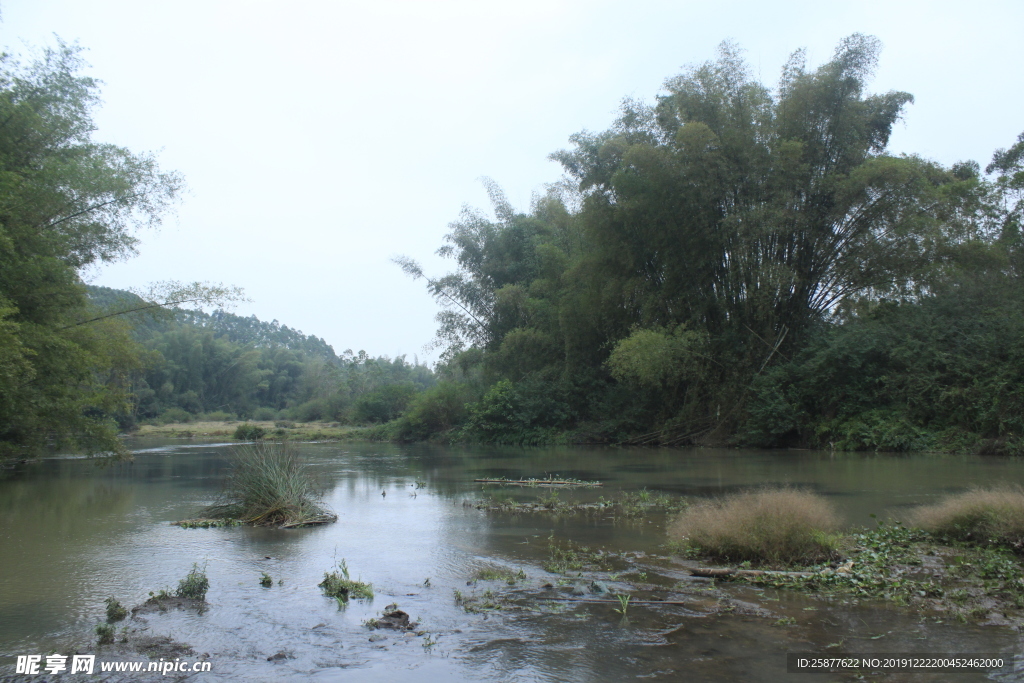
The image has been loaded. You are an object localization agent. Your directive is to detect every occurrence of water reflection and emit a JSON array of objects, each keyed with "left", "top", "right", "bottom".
[{"left": 0, "top": 441, "right": 1021, "bottom": 681}]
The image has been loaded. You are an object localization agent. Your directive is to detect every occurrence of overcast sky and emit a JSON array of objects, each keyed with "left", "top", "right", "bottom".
[{"left": 4, "top": 1, "right": 1022, "bottom": 363}]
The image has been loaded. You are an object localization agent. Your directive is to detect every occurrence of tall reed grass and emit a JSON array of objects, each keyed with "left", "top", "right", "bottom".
[
  {"left": 202, "top": 442, "right": 335, "bottom": 527},
  {"left": 668, "top": 487, "right": 841, "bottom": 565},
  {"left": 911, "top": 485, "right": 1024, "bottom": 549}
]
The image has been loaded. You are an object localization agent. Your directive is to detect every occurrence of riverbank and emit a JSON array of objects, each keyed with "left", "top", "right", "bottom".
[
  {"left": 131, "top": 420, "right": 376, "bottom": 441},
  {"left": 677, "top": 522, "right": 1024, "bottom": 629}
]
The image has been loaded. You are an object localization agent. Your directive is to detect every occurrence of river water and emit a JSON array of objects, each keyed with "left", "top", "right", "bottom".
[{"left": 1, "top": 440, "right": 1023, "bottom": 681}]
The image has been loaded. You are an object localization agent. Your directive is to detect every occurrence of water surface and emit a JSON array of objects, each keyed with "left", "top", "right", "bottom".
[{"left": 1, "top": 441, "right": 1022, "bottom": 681}]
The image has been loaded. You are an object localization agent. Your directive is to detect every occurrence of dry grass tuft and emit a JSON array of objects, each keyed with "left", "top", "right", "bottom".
[
  {"left": 668, "top": 487, "right": 841, "bottom": 565},
  {"left": 910, "top": 486, "right": 1024, "bottom": 549}
]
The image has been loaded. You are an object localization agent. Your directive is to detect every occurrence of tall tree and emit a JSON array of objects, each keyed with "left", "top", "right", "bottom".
[{"left": 0, "top": 41, "right": 182, "bottom": 457}]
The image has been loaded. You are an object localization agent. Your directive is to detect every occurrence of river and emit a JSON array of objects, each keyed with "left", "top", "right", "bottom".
[{"left": 1, "top": 440, "right": 1022, "bottom": 681}]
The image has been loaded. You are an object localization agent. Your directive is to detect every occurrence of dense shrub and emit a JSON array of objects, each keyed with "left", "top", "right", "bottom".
[
  {"left": 461, "top": 378, "right": 575, "bottom": 444},
  {"left": 200, "top": 410, "right": 235, "bottom": 422},
  {"left": 395, "top": 382, "right": 471, "bottom": 440},
  {"left": 251, "top": 407, "right": 277, "bottom": 421},
  {"left": 158, "top": 407, "right": 193, "bottom": 424},
  {"left": 668, "top": 488, "right": 841, "bottom": 565},
  {"left": 743, "top": 286, "right": 1024, "bottom": 452},
  {"left": 911, "top": 486, "right": 1024, "bottom": 550},
  {"left": 233, "top": 423, "right": 266, "bottom": 440},
  {"left": 352, "top": 384, "right": 417, "bottom": 423}
]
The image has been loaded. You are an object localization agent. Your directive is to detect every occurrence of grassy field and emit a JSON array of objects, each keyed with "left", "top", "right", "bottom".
[{"left": 132, "top": 421, "right": 371, "bottom": 441}]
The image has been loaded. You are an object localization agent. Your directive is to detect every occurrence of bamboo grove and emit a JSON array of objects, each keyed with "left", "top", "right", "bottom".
[{"left": 396, "top": 35, "right": 1024, "bottom": 452}]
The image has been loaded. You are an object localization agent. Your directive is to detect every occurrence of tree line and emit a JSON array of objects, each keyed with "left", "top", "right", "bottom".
[
  {"left": 393, "top": 35, "right": 1024, "bottom": 453},
  {"left": 0, "top": 42, "right": 432, "bottom": 459},
  {"left": 3, "top": 35, "right": 1022, "bottom": 457},
  {"left": 87, "top": 286, "right": 435, "bottom": 428}
]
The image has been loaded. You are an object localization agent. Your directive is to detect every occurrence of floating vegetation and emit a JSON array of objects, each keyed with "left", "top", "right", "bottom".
[
  {"left": 197, "top": 442, "right": 337, "bottom": 528},
  {"left": 544, "top": 536, "right": 612, "bottom": 574},
  {"left": 475, "top": 489, "right": 686, "bottom": 517},
  {"left": 472, "top": 566, "right": 527, "bottom": 585},
  {"left": 319, "top": 559, "right": 373, "bottom": 603},
  {"left": 691, "top": 519, "right": 1024, "bottom": 624},
  {"left": 454, "top": 587, "right": 512, "bottom": 613},
  {"left": 259, "top": 572, "right": 273, "bottom": 588},
  {"left": 475, "top": 476, "right": 602, "bottom": 488},
  {"left": 173, "top": 518, "right": 245, "bottom": 529},
  {"left": 104, "top": 597, "right": 128, "bottom": 622}
]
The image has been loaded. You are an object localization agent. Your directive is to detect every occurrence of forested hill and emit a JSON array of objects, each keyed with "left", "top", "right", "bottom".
[
  {"left": 87, "top": 286, "right": 338, "bottom": 361},
  {"left": 85, "top": 286, "right": 434, "bottom": 427}
]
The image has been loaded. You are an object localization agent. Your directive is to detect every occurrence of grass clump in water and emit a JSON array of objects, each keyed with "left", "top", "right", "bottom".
[
  {"left": 96, "top": 623, "right": 115, "bottom": 645},
  {"left": 911, "top": 486, "right": 1024, "bottom": 550},
  {"left": 473, "top": 566, "right": 527, "bottom": 585},
  {"left": 202, "top": 442, "right": 336, "bottom": 527},
  {"left": 105, "top": 597, "right": 128, "bottom": 622},
  {"left": 668, "top": 487, "right": 841, "bottom": 566},
  {"left": 176, "top": 563, "right": 210, "bottom": 601},
  {"left": 319, "top": 559, "right": 373, "bottom": 603}
]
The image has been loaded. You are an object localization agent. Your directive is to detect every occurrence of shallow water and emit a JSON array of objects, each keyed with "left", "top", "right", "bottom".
[{"left": 1, "top": 441, "right": 1023, "bottom": 681}]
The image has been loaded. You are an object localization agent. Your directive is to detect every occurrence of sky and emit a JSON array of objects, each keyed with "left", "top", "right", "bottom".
[{"left": 3, "top": 0, "right": 1022, "bottom": 364}]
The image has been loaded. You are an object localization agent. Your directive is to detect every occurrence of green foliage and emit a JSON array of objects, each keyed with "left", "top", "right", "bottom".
[
  {"left": 461, "top": 379, "right": 575, "bottom": 444},
  {"left": 744, "top": 278, "right": 1024, "bottom": 452},
  {"left": 396, "top": 37, "right": 1021, "bottom": 447},
  {"left": 605, "top": 326, "right": 707, "bottom": 390},
  {"left": 394, "top": 381, "right": 472, "bottom": 440},
  {"left": 175, "top": 564, "right": 209, "bottom": 601},
  {"left": 159, "top": 407, "right": 193, "bottom": 425},
  {"left": 95, "top": 623, "right": 115, "bottom": 645},
  {"left": 259, "top": 572, "right": 273, "bottom": 588},
  {"left": 250, "top": 407, "right": 276, "bottom": 421},
  {"left": 0, "top": 41, "right": 182, "bottom": 458},
  {"left": 233, "top": 423, "right": 266, "bottom": 441},
  {"left": 352, "top": 383, "right": 417, "bottom": 423},
  {"left": 104, "top": 597, "right": 128, "bottom": 622},
  {"left": 319, "top": 559, "right": 373, "bottom": 601},
  {"left": 544, "top": 536, "right": 609, "bottom": 574}
]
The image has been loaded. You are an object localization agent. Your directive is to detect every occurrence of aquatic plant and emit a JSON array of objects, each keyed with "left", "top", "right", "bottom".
[
  {"left": 259, "top": 572, "right": 273, "bottom": 587},
  {"left": 911, "top": 485, "right": 1024, "bottom": 550},
  {"left": 319, "top": 559, "right": 373, "bottom": 602},
  {"left": 614, "top": 594, "right": 631, "bottom": 616},
  {"left": 104, "top": 597, "right": 128, "bottom": 622},
  {"left": 201, "top": 442, "right": 336, "bottom": 527},
  {"left": 473, "top": 566, "right": 526, "bottom": 585},
  {"left": 176, "top": 563, "right": 210, "bottom": 601},
  {"left": 96, "top": 623, "right": 115, "bottom": 645},
  {"left": 544, "top": 536, "right": 610, "bottom": 574},
  {"left": 669, "top": 487, "right": 841, "bottom": 565}
]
